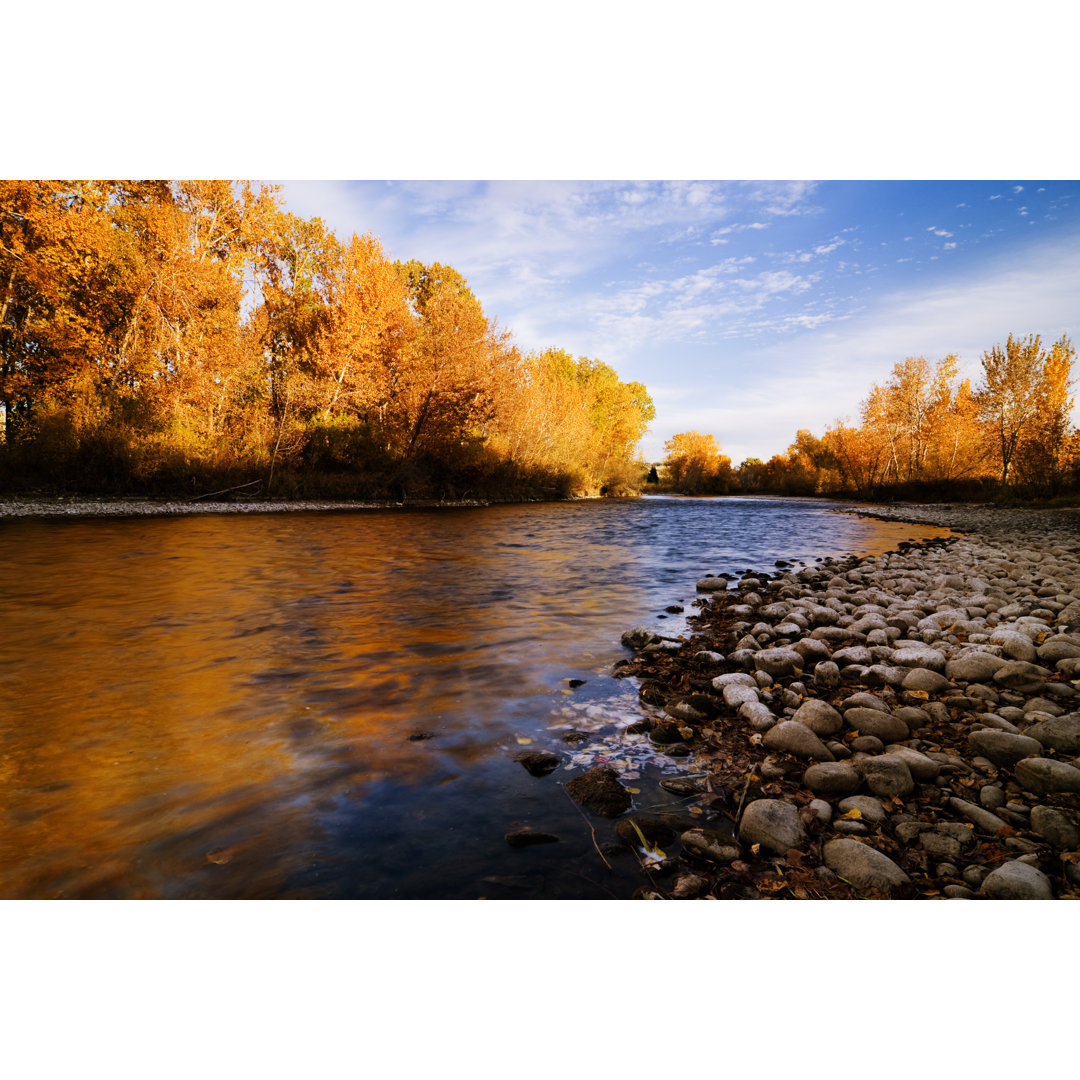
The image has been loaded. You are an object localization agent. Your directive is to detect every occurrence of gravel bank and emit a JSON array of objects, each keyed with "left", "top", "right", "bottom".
[
  {"left": 605, "top": 502, "right": 1080, "bottom": 899},
  {"left": 0, "top": 495, "right": 492, "bottom": 518}
]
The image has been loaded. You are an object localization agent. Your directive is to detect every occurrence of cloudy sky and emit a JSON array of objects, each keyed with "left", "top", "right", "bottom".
[{"left": 277, "top": 180, "right": 1080, "bottom": 464}]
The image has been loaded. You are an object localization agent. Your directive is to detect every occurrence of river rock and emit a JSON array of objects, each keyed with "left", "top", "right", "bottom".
[
  {"left": 793, "top": 638, "right": 831, "bottom": 663},
  {"left": 979, "top": 861, "right": 1054, "bottom": 900},
  {"left": 948, "top": 797, "right": 1010, "bottom": 834},
  {"left": 823, "top": 838, "right": 911, "bottom": 892},
  {"left": 712, "top": 672, "right": 757, "bottom": 690},
  {"left": 832, "top": 645, "right": 874, "bottom": 667},
  {"left": 843, "top": 707, "right": 909, "bottom": 743},
  {"left": 514, "top": 750, "right": 561, "bottom": 777},
  {"left": 1029, "top": 805, "right": 1080, "bottom": 849},
  {"left": 854, "top": 756, "right": 914, "bottom": 798},
  {"left": 842, "top": 692, "right": 891, "bottom": 713},
  {"left": 739, "top": 799, "right": 807, "bottom": 855},
  {"left": 1024, "top": 712, "right": 1080, "bottom": 754},
  {"left": 621, "top": 626, "right": 661, "bottom": 650},
  {"left": 989, "top": 629, "right": 1038, "bottom": 662},
  {"left": 993, "top": 660, "right": 1051, "bottom": 693},
  {"left": 965, "top": 729, "right": 1043, "bottom": 766},
  {"left": 565, "top": 766, "right": 632, "bottom": 817},
  {"left": 696, "top": 576, "right": 729, "bottom": 592},
  {"left": 1014, "top": 757, "right": 1080, "bottom": 796},
  {"left": 762, "top": 721, "right": 835, "bottom": 761},
  {"left": 722, "top": 683, "right": 760, "bottom": 709},
  {"left": 884, "top": 745, "right": 941, "bottom": 782},
  {"left": 901, "top": 668, "right": 954, "bottom": 695},
  {"left": 754, "top": 647, "right": 804, "bottom": 677},
  {"left": 813, "top": 660, "right": 841, "bottom": 689},
  {"left": 891, "top": 646, "right": 947, "bottom": 672},
  {"left": 791, "top": 698, "right": 843, "bottom": 737},
  {"left": 665, "top": 694, "right": 718, "bottom": 722},
  {"left": 837, "top": 795, "right": 889, "bottom": 823},
  {"left": 1038, "top": 638, "right": 1080, "bottom": 663},
  {"left": 803, "top": 761, "right": 862, "bottom": 796},
  {"left": 680, "top": 828, "right": 741, "bottom": 864},
  {"left": 505, "top": 829, "right": 560, "bottom": 847},
  {"left": 946, "top": 651, "right": 1009, "bottom": 682}
]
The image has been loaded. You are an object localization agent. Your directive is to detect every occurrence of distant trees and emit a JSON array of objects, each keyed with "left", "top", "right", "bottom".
[
  {"left": 661, "top": 431, "right": 732, "bottom": 494},
  {"left": 0, "top": 181, "right": 654, "bottom": 499},
  {"left": 978, "top": 333, "right": 1075, "bottom": 489},
  {"left": 661, "top": 334, "right": 1077, "bottom": 500}
]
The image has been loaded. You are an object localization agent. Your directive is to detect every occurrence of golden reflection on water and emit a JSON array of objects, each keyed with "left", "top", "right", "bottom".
[{"left": 0, "top": 501, "right": 952, "bottom": 898}]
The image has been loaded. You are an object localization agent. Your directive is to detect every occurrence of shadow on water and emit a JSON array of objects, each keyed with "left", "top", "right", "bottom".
[{"left": 0, "top": 496, "right": 950, "bottom": 898}]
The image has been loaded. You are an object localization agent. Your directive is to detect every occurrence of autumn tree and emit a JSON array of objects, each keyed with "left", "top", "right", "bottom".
[
  {"left": 663, "top": 431, "right": 732, "bottom": 494},
  {"left": 978, "top": 333, "right": 1075, "bottom": 488}
]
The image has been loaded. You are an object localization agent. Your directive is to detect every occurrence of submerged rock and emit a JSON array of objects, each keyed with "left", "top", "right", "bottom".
[
  {"left": 565, "top": 766, "right": 633, "bottom": 817},
  {"left": 514, "top": 750, "right": 561, "bottom": 777}
]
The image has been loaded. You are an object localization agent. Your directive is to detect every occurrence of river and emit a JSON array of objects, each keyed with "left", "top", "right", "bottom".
[{"left": 0, "top": 496, "right": 949, "bottom": 899}]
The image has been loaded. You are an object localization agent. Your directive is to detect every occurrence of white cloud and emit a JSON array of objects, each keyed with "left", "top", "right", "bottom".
[
  {"left": 639, "top": 227, "right": 1080, "bottom": 463},
  {"left": 1014, "top": 185, "right": 1024, "bottom": 194}
]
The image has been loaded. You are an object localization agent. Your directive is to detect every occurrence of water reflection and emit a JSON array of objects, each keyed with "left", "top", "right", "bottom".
[{"left": 0, "top": 498, "right": 949, "bottom": 898}]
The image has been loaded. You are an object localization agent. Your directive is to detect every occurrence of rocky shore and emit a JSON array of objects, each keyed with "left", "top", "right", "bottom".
[{"left": 596, "top": 503, "right": 1080, "bottom": 899}]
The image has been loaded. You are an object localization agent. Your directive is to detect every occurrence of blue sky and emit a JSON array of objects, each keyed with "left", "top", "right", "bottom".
[{"left": 279, "top": 180, "right": 1080, "bottom": 464}]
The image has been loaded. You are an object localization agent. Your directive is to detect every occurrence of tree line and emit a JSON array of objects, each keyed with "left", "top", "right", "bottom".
[
  {"left": 0, "top": 181, "right": 655, "bottom": 500},
  {"left": 658, "top": 333, "right": 1078, "bottom": 500}
]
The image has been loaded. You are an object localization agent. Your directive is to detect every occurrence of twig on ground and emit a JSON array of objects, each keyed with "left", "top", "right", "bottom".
[
  {"left": 561, "top": 786, "right": 612, "bottom": 871},
  {"left": 189, "top": 479, "right": 262, "bottom": 503}
]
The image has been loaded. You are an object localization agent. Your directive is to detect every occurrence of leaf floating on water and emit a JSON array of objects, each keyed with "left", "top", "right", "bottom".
[
  {"left": 627, "top": 787, "right": 641, "bottom": 794},
  {"left": 206, "top": 849, "right": 232, "bottom": 865},
  {"left": 515, "top": 737, "right": 532, "bottom": 745}
]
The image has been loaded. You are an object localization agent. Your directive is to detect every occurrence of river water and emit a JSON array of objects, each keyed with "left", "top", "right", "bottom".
[{"left": 0, "top": 496, "right": 948, "bottom": 899}]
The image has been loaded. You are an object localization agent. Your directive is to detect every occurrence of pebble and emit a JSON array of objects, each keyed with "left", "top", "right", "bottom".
[
  {"left": 823, "top": 838, "right": 911, "bottom": 892},
  {"left": 614, "top": 503, "right": 1080, "bottom": 900},
  {"left": 979, "top": 860, "right": 1054, "bottom": 899},
  {"left": 762, "top": 720, "right": 836, "bottom": 761},
  {"left": 738, "top": 799, "right": 807, "bottom": 855}
]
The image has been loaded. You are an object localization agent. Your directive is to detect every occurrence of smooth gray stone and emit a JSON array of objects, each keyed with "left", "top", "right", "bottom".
[
  {"left": 1014, "top": 757, "right": 1080, "bottom": 796},
  {"left": 1029, "top": 805, "right": 1080, "bottom": 849},
  {"left": 890, "top": 646, "right": 947, "bottom": 672},
  {"left": 979, "top": 861, "right": 1053, "bottom": 899},
  {"left": 791, "top": 698, "right": 843, "bottom": 737},
  {"left": 966, "top": 729, "right": 1044, "bottom": 766},
  {"left": 738, "top": 799, "right": 807, "bottom": 855},
  {"left": 945, "top": 652, "right": 1009, "bottom": 683},
  {"left": 837, "top": 795, "right": 889, "bottom": 823},
  {"left": 680, "top": 828, "right": 741, "bottom": 864},
  {"left": 993, "top": 660, "right": 1051, "bottom": 693},
  {"left": 843, "top": 707, "right": 909, "bottom": 744},
  {"left": 754, "top": 647, "right": 804, "bottom": 677},
  {"left": 1024, "top": 712, "right": 1080, "bottom": 755},
  {"left": 824, "top": 838, "right": 911, "bottom": 891},
  {"left": 902, "top": 668, "right": 954, "bottom": 695},
  {"left": 854, "top": 756, "right": 915, "bottom": 798},
  {"left": 762, "top": 720, "right": 835, "bottom": 761},
  {"left": 948, "top": 797, "right": 1011, "bottom": 834},
  {"left": 802, "top": 761, "right": 862, "bottom": 796},
  {"left": 884, "top": 745, "right": 941, "bottom": 782}
]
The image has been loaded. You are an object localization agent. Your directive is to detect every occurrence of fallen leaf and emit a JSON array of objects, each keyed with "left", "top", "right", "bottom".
[
  {"left": 515, "top": 737, "right": 532, "bottom": 745},
  {"left": 840, "top": 808, "right": 862, "bottom": 820}
]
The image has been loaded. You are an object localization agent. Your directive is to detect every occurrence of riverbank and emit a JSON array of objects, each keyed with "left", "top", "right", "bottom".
[
  {"left": 605, "top": 502, "right": 1080, "bottom": 899},
  {"left": 0, "top": 494, "right": 497, "bottom": 518}
]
